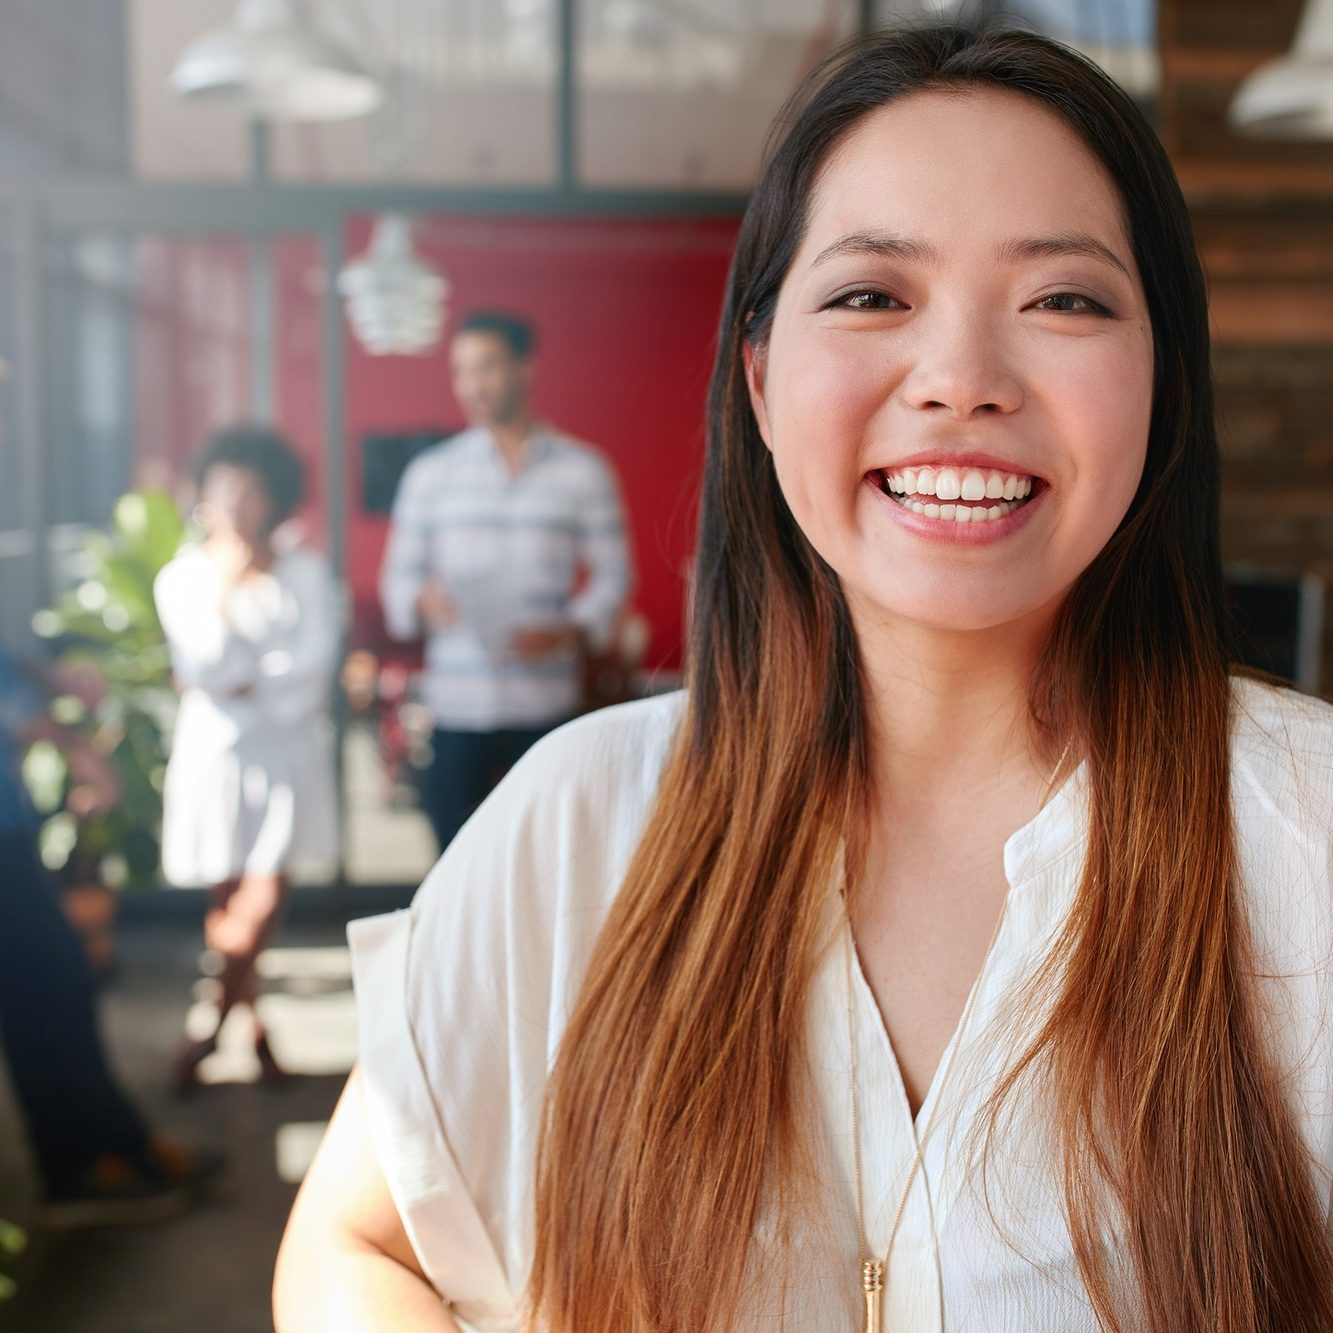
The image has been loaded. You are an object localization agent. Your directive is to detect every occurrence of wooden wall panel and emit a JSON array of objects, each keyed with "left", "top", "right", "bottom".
[{"left": 1160, "top": 0, "right": 1333, "bottom": 688}]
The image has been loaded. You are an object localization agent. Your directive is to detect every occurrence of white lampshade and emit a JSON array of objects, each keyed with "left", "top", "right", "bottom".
[
  {"left": 171, "top": 0, "right": 383, "bottom": 122},
  {"left": 1230, "top": 0, "right": 1333, "bottom": 139},
  {"left": 338, "top": 215, "right": 449, "bottom": 357}
]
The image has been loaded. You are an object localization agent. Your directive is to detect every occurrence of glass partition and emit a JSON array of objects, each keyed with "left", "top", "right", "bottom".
[{"left": 577, "top": 0, "right": 860, "bottom": 189}]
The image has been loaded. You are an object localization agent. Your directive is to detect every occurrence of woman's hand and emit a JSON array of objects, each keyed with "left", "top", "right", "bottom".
[{"left": 204, "top": 527, "right": 258, "bottom": 593}]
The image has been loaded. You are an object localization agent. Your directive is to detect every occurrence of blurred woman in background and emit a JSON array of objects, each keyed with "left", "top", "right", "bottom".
[{"left": 156, "top": 425, "right": 339, "bottom": 1092}]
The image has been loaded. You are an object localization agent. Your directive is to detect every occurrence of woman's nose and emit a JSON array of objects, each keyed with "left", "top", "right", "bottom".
[{"left": 899, "top": 312, "right": 1023, "bottom": 418}]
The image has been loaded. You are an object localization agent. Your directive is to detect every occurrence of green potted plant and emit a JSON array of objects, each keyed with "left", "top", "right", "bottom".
[
  {"left": 24, "top": 490, "right": 185, "bottom": 968},
  {"left": 0, "top": 1217, "right": 26, "bottom": 1304}
]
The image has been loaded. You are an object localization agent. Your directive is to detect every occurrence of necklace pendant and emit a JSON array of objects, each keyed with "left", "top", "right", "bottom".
[{"left": 861, "top": 1258, "right": 883, "bottom": 1333}]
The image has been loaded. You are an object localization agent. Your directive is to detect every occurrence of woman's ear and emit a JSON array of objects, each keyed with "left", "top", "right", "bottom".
[{"left": 742, "top": 338, "right": 774, "bottom": 452}]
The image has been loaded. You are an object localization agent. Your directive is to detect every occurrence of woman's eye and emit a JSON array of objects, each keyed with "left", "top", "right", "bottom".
[
  {"left": 835, "top": 290, "right": 905, "bottom": 311},
  {"left": 1034, "top": 292, "right": 1111, "bottom": 315}
]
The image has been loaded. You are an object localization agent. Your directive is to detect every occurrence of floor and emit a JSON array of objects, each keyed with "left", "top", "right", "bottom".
[{"left": 0, "top": 889, "right": 412, "bottom": 1333}]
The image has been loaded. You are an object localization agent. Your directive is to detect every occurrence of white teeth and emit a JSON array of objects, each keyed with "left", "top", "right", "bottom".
[
  {"left": 935, "top": 468, "right": 961, "bottom": 501},
  {"left": 886, "top": 466, "right": 1032, "bottom": 499},
  {"left": 879, "top": 465, "right": 1037, "bottom": 524},
  {"left": 888, "top": 492, "right": 1022, "bottom": 522},
  {"left": 960, "top": 469, "right": 986, "bottom": 502}
]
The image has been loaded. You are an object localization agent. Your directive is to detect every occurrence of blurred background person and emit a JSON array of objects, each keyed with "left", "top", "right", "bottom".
[
  {"left": 154, "top": 425, "right": 340, "bottom": 1093},
  {"left": 0, "top": 648, "right": 224, "bottom": 1225},
  {"left": 379, "top": 311, "right": 632, "bottom": 853}
]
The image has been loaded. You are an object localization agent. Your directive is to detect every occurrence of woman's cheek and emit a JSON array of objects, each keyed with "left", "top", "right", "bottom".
[{"left": 1052, "top": 345, "right": 1151, "bottom": 477}]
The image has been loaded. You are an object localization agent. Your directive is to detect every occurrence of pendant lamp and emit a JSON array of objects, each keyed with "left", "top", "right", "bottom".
[
  {"left": 337, "top": 215, "right": 449, "bottom": 357},
  {"left": 1230, "top": 0, "right": 1333, "bottom": 139},
  {"left": 171, "top": 0, "right": 383, "bottom": 122}
]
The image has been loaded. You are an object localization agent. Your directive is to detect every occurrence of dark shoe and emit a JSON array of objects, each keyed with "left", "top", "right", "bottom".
[
  {"left": 41, "top": 1138, "right": 228, "bottom": 1230},
  {"left": 170, "top": 1034, "right": 217, "bottom": 1096},
  {"left": 254, "top": 1032, "right": 290, "bottom": 1087}
]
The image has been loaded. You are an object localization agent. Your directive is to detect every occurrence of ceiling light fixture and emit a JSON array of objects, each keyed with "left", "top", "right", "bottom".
[
  {"left": 1230, "top": 0, "right": 1333, "bottom": 139},
  {"left": 171, "top": 0, "right": 383, "bottom": 122}
]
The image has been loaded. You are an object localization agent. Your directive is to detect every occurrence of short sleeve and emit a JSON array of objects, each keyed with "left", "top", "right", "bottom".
[
  {"left": 346, "top": 691, "right": 687, "bottom": 1331},
  {"left": 349, "top": 909, "right": 518, "bottom": 1329}
]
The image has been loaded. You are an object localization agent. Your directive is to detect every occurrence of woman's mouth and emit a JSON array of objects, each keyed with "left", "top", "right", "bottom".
[{"left": 875, "top": 465, "right": 1038, "bottom": 524}]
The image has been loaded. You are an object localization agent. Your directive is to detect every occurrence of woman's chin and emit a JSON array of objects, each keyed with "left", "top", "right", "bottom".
[{"left": 843, "top": 587, "right": 1058, "bottom": 641}]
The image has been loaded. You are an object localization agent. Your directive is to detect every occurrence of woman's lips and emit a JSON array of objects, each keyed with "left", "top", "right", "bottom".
[{"left": 874, "top": 463, "right": 1040, "bottom": 524}]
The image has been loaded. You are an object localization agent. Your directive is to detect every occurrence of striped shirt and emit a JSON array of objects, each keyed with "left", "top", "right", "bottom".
[{"left": 379, "top": 426, "right": 632, "bottom": 731}]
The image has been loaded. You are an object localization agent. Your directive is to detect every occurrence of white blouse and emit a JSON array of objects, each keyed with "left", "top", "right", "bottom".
[
  {"left": 155, "top": 544, "right": 340, "bottom": 885},
  {"left": 348, "top": 678, "right": 1333, "bottom": 1331}
]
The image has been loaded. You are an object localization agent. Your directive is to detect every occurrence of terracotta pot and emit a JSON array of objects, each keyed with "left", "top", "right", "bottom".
[{"left": 58, "top": 882, "right": 118, "bottom": 977}]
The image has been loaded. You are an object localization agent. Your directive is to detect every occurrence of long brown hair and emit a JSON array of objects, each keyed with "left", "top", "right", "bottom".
[{"left": 531, "top": 22, "right": 1333, "bottom": 1331}]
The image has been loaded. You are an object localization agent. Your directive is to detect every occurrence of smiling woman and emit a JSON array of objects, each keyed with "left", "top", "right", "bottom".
[{"left": 274, "top": 20, "right": 1333, "bottom": 1333}]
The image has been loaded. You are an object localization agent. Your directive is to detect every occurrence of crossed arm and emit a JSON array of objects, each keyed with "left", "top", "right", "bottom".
[{"left": 273, "top": 1066, "right": 462, "bottom": 1333}]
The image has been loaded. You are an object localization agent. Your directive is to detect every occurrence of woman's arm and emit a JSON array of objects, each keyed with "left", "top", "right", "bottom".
[
  {"left": 274, "top": 1065, "right": 462, "bottom": 1332},
  {"left": 154, "top": 557, "right": 261, "bottom": 697}
]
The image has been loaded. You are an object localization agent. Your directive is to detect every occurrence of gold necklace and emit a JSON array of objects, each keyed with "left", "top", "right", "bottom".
[{"left": 844, "top": 742, "right": 1072, "bottom": 1333}]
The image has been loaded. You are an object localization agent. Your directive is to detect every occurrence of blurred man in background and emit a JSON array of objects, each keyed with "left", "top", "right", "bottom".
[{"left": 379, "top": 311, "right": 631, "bottom": 852}]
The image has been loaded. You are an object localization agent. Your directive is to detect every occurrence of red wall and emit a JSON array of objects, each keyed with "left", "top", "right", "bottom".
[{"left": 277, "top": 215, "right": 739, "bottom": 673}]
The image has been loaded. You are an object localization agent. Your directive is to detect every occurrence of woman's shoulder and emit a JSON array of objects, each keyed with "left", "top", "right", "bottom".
[
  {"left": 501, "top": 689, "right": 687, "bottom": 809},
  {"left": 157, "top": 541, "right": 204, "bottom": 575},
  {"left": 453, "top": 689, "right": 686, "bottom": 879},
  {"left": 407, "top": 690, "right": 687, "bottom": 940},
  {"left": 153, "top": 543, "right": 208, "bottom": 601},
  {"left": 1228, "top": 677, "right": 1332, "bottom": 929},
  {"left": 1230, "top": 675, "right": 1333, "bottom": 811},
  {"left": 1231, "top": 672, "right": 1333, "bottom": 731}
]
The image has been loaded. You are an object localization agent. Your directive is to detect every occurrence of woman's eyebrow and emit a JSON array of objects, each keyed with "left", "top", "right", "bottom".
[
  {"left": 810, "top": 230, "right": 935, "bottom": 268},
  {"left": 997, "top": 233, "right": 1131, "bottom": 278},
  {"left": 809, "top": 229, "right": 1131, "bottom": 279}
]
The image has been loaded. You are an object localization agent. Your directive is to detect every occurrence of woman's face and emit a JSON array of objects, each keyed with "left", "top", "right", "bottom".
[
  {"left": 745, "top": 88, "right": 1154, "bottom": 642},
  {"left": 198, "top": 463, "right": 273, "bottom": 544}
]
